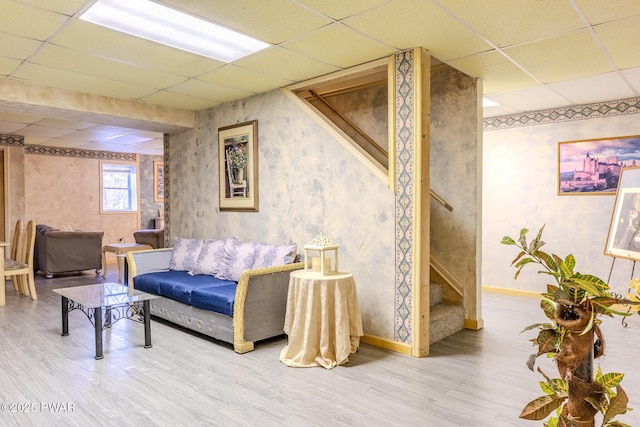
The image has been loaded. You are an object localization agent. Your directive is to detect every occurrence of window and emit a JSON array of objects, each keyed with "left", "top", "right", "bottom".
[{"left": 100, "top": 162, "right": 138, "bottom": 212}]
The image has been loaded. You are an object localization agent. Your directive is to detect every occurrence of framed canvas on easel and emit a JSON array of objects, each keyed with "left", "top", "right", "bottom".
[{"left": 605, "top": 167, "right": 640, "bottom": 261}]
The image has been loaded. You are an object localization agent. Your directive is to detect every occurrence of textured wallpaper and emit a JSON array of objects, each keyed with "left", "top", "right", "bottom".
[
  {"left": 483, "top": 110, "right": 640, "bottom": 295},
  {"left": 168, "top": 89, "right": 397, "bottom": 339}
]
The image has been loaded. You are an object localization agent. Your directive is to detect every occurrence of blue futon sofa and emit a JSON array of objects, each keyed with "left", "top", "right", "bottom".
[{"left": 127, "top": 238, "right": 302, "bottom": 353}]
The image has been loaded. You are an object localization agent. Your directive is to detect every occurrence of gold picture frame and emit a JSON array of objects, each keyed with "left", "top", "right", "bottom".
[
  {"left": 218, "top": 120, "right": 259, "bottom": 212},
  {"left": 154, "top": 161, "right": 164, "bottom": 202}
]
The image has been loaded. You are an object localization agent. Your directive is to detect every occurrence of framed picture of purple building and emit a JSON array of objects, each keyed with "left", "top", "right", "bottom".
[{"left": 558, "top": 135, "right": 640, "bottom": 195}]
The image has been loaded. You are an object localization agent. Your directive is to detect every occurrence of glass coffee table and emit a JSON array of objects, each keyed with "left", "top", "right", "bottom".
[{"left": 52, "top": 282, "right": 158, "bottom": 360}]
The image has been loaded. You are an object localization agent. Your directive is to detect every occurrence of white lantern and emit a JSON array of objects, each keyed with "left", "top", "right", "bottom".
[{"left": 303, "top": 232, "right": 339, "bottom": 275}]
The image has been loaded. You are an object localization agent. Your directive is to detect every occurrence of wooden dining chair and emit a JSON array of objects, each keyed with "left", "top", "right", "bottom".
[
  {"left": 7, "top": 219, "right": 24, "bottom": 292},
  {"left": 4, "top": 219, "right": 37, "bottom": 300}
]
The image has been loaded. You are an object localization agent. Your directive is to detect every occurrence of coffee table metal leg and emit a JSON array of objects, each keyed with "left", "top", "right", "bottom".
[
  {"left": 95, "top": 307, "right": 104, "bottom": 360},
  {"left": 61, "top": 296, "right": 69, "bottom": 336},
  {"left": 143, "top": 300, "right": 152, "bottom": 349}
]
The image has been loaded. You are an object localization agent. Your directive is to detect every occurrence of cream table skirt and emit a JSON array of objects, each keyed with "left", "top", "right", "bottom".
[{"left": 280, "top": 270, "right": 363, "bottom": 369}]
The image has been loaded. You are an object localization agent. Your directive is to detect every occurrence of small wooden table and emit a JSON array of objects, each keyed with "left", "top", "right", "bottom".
[
  {"left": 102, "top": 243, "right": 152, "bottom": 283},
  {"left": 280, "top": 270, "right": 363, "bottom": 369}
]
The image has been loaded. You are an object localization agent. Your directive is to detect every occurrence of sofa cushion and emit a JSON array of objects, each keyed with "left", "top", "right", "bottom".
[
  {"left": 169, "top": 237, "right": 204, "bottom": 271},
  {"left": 252, "top": 243, "right": 297, "bottom": 269},
  {"left": 190, "top": 284, "right": 238, "bottom": 316},
  {"left": 134, "top": 270, "right": 237, "bottom": 314},
  {"left": 218, "top": 240, "right": 259, "bottom": 281},
  {"left": 189, "top": 237, "right": 233, "bottom": 276}
]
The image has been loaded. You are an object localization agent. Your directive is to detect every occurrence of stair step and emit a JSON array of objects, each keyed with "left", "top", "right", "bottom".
[
  {"left": 430, "top": 283, "right": 442, "bottom": 306},
  {"left": 429, "top": 303, "right": 464, "bottom": 344}
]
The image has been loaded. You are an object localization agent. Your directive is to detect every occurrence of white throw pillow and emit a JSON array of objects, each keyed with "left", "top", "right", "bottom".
[
  {"left": 169, "top": 237, "right": 204, "bottom": 271},
  {"left": 218, "top": 240, "right": 259, "bottom": 281},
  {"left": 252, "top": 243, "right": 297, "bottom": 269},
  {"left": 189, "top": 238, "right": 233, "bottom": 276}
]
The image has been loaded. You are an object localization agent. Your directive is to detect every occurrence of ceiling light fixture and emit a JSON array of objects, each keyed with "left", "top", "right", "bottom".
[
  {"left": 80, "top": 0, "right": 269, "bottom": 63},
  {"left": 482, "top": 98, "right": 499, "bottom": 108}
]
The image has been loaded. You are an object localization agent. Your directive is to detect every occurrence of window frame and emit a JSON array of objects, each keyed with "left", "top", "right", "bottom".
[{"left": 99, "top": 160, "right": 139, "bottom": 213}]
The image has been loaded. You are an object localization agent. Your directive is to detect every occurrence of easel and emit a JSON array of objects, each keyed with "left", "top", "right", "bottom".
[{"left": 605, "top": 256, "right": 635, "bottom": 327}]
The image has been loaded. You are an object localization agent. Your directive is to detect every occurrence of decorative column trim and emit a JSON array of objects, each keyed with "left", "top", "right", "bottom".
[{"left": 394, "top": 49, "right": 416, "bottom": 344}]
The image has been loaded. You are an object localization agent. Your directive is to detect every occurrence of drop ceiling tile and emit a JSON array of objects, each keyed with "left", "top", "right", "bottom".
[
  {"left": 12, "top": 63, "right": 158, "bottom": 100},
  {"left": 36, "top": 117, "right": 94, "bottom": 130},
  {"left": 482, "top": 104, "right": 522, "bottom": 118},
  {"left": 51, "top": 21, "right": 224, "bottom": 77},
  {"left": 0, "top": 33, "right": 43, "bottom": 61},
  {"left": 18, "top": 0, "right": 87, "bottom": 15},
  {"left": 486, "top": 85, "right": 573, "bottom": 113},
  {"left": 504, "top": 29, "right": 612, "bottom": 84},
  {"left": 296, "top": 0, "right": 389, "bottom": 19},
  {"left": 161, "top": 0, "right": 331, "bottom": 44},
  {"left": 547, "top": 71, "right": 636, "bottom": 104},
  {"left": 79, "top": 125, "right": 130, "bottom": 136},
  {"left": 198, "top": 65, "right": 294, "bottom": 93},
  {"left": 30, "top": 45, "right": 188, "bottom": 89},
  {"left": 0, "top": 0, "right": 69, "bottom": 40},
  {"left": 621, "top": 67, "right": 640, "bottom": 95},
  {"left": 594, "top": 15, "right": 640, "bottom": 69},
  {"left": 448, "top": 51, "right": 538, "bottom": 94},
  {"left": 574, "top": 0, "right": 640, "bottom": 25},
  {"left": 343, "top": 0, "right": 492, "bottom": 60},
  {"left": 19, "top": 124, "right": 76, "bottom": 138},
  {"left": 235, "top": 47, "right": 340, "bottom": 82},
  {"left": 78, "top": 142, "right": 132, "bottom": 152},
  {"left": 141, "top": 91, "right": 220, "bottom": 111},
  {"left": 0, "top": 120, "right": 28, "bottom": 133},
  {"left": 168, "top": 79, "right": 254, "bottom": 103},
  {"left": 281, "top": 23, "right": 396, "bottom": 69},
  {"left": 437, "top": 0, "right": 584, "bottom": 48},
  {"left": 0, "top": 57, "right": 22, "bottom": 76}
]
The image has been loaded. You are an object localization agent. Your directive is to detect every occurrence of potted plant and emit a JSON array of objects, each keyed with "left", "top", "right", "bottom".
[{"left": 502, "top": 225, "right": 639, "bottom": 427}]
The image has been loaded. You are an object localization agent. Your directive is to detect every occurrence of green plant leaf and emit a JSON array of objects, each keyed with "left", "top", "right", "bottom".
[
  {"left": 538, "top": 251, "right": 558, "bottom": 273},
  {"left": 540, "top": 298, "right": 556, "bottom": 320},
  {"left": 597, "top": 372, "right": 625, "bottom": 391},
  {"left": 518, "top": 228, "right": 529, "bottom": 248},
  {"left": 519, "top": 394, "right": 566, "bottom": 420},
  {"left": 603, "top": 385, "right": 630, "bottom": 424},
  {"left": 571, "top": 274, "right": 610, "bottom": 296},
  {"left": 536, "top": 329, "right": 561, "bottom": 356},
  {"left": 500, "top": 236, "right": 516, "bottom": 245},
  {"left": 539, "top": 378, "right": 567, "bottom": 395}
]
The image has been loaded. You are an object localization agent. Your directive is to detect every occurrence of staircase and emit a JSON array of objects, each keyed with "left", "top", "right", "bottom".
[{"left": 429, "top": 283, "right": 464, "bottom": 344}]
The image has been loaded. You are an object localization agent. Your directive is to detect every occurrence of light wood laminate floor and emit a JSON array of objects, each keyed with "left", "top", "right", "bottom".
[{"left": 1, "top": 271, "right": 639, "bottom": 427}]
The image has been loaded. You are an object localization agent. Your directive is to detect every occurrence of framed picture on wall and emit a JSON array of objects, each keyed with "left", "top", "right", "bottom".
[
  {"left": 558, "top": 135, "right": 640, "bottom": 195},
  {"left": 154, "top": 161, "right": 164, "bottom": 202},
  {"left": 604, "top": 167, "right": 640, "bottom": 261},
  {"left": 218, "top": 120, "right": 259, "bottom": 212}
]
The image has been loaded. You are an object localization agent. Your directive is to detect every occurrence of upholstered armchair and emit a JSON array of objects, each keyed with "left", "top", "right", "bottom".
[
  {"left": 133, "top": 229, "right": 165, "bottom": 249},
  {"left": 34, "top": 225, "right": 104, "bottom": 278}
]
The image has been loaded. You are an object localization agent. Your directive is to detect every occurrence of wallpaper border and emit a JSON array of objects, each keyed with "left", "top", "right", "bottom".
[
  {"left": 394, "top": 50, "right": 415, "bottom": 344},
  {"left": 483, "top": 96, "right": 640, "bottom": 131}
]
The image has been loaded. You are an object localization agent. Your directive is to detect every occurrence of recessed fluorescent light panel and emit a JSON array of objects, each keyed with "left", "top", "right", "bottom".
[
  {"left": 80, "top": 0, "right": 270, "bottom": 62},
  {"left": 482, "top": 98, "right": 499, "bottom": 108}
]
